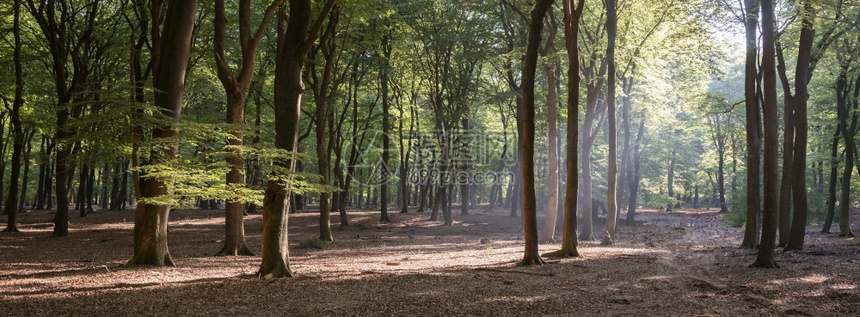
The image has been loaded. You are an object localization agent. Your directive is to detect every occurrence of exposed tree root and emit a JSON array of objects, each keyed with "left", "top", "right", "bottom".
[
  {"left": 518, "top": 256, "right": 547, "bottom": 266},
  {"left": 542, "top": 248, "right": 580, "bottom": 258},
  {"left": 216, "top": 243, "right": 255, "bottom": 256}
]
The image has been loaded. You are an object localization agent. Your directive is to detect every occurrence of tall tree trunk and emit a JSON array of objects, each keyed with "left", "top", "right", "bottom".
[
  {"left": 625, "top": 121, "right": 645, "bottom": 225},
  {"left": 110, "top": 162, "right": 122, "bottom": 210},
  {"left": 544, "top": 0, "right": 585, "bottom": 258},
  {"left": 835, "top": 63, "right": 858, "bottom": 238},
  {"left": 3, "top": 0, "right": 24, "bottom": 232},
  {"left": 667, "top": 153, "right": 675, "bottom": 212},
  {"left": 35, "top": 136, "right": 46, "bottom": 210},
  {"left": 259, "top": 0, "right": 335, "bottom": 279},
  {"left": 602, "top": 0, "right": 619, "bottom": 245},
  {"left": 460, "top": 119, "right": 471, "bottom": 216},
  {"left": 822, "top": 128, "right": 839, "bottom": 233},
  {"left": 45, "top": 157, "right": 54, "bottom": 210},
  {"left": 741, "top": 0, "right": 762, "bottom": 249},
  {"left": 127, "top": 0, "right": 198, "bottom": 267},
  {"left": 784, "top": 1, "right": 815, "bottom": 251},
  {"left": 213, "top": 0, "right": 279, "bottom": 256},
  {"left": 18, "top": 130, "right": 35, "bottom": 214},
  {"left": 540, "top": 16, "right": 559, "bottom": 242},
  {"left": 519, "top": 0, "right": 554, "bottom": 266},
  {"left": 751, "top": 0, "right": 778, "bottom": 268},
  {"left": 309, "top": 6, "right": 340, "bottom": 240},
  {"left": 380, "top": 34, "right": 392, "bottom": 223}
]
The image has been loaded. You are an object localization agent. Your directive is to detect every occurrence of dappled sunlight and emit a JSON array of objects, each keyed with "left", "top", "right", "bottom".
[
  {"left": 2, "top": 206, "right": 859, "bottom": 315},
  {"left": 830, "top": 283, "right": 857, "bottom": 290},
  {"left": 481, "top": 295, "right": 551, "bottom": 303}
]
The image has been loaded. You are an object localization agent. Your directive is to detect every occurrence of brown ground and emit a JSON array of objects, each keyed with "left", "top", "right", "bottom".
[{"left": 1, "top": 205, "right": 858, "bottom": 316}]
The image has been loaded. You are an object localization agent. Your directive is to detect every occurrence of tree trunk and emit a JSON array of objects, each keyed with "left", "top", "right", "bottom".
[
  {"left": 259, "top": 0, "right": 335, "bottom": 279},
  {"left": 519, "top": 0, "right": 553, "bottom": 266},
  {"left": 380, "top": 35, "right": 392, "bottom": 223},
  {"left": 822, "top": 128, "right": 839, "bottom": 233},
  {"left": 77, "top": 165, "right": 88, "bottom": 215},
  {"left": 540, "top": 16, "right": 559, "bottom": 242},
  {"left": 2, "top": 0, "right": 24, "bottom": 233},
  {"left": 602, "top": 0, "right": 619, "bottom": 245},
  {"left": 460, "top": 119, "right": 471, "bottom": 216},
  {"left": 35, "top": 136, "right": 47, "bottom": 210},
  {"left": 18, "top": 130, "right": 35, "bottom": 214},
  {"left": 741, "top": 0, "right": 761, "bottom": 249},
  {"left": 127, "top": 0, "right": 198, "bottom": 267},
  {"left": 667, "top": 153, "right": 675, "bottom": 212},
  {"left": 544, "top": 0, "right": 585, "bottom": 258},
  {"left": 835, "top": 63, "right": 858, "bottom": 238},
  {"left": 213, "top": 0, "right": 278, "bottom": 256},
  {"left": 751, "top": 0, "right": 779, "bottom": 268},
  {"left": 625, "top": 121, "right": 645, "bottom": 225},
  {"left": 784, "top": 2, "right": 815, "bottom": 251}
]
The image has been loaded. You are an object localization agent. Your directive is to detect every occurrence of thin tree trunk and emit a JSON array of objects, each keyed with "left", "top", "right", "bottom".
[
  {"left": 18, "top": 130, "right": 35, "bottom": 214},
  {"left": 540, "top": 16, "right": 559, "bottom": 242},
  {"left": 822, "top": 128, "right": 839, "bottom": 233},
  {"left": 603, "top": 0, "right": 619, "bottom": 245},
  {"left": 625, "top": 121, "right": 645, "bottom": 225}
]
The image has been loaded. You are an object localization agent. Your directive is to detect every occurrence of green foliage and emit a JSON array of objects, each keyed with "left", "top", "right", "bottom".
[
  {"left": 297, "top": 237, "right": 330, "bottom": 249},
  {"left": 136, "top": 121, "right": 339, "bottom": 209},
  {"left": 723, "top": 185, "right": 747, "bottom": 227},
  {"left": 645, "top": 192, "right": 681, "bottom": 210}
]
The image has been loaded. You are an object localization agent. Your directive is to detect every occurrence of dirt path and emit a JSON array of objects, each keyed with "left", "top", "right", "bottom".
[{"left": 1, "top": 206, "right": 858, "bottom": 316}]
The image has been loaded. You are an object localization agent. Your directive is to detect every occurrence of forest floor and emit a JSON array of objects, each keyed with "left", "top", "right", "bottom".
[{"left": 1, "top": 204, "right": 859, "bottom": 316}]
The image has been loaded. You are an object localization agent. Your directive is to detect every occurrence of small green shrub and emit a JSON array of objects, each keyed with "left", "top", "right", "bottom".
[
  {"left": 645, "top": 192, "right": 680, "bottom": 210},
  {"left": 723, "top": 186, "right": 747, "bottom": 227},
  {"left": 297, "top": 237, "right": 329, "bottom": 249}
]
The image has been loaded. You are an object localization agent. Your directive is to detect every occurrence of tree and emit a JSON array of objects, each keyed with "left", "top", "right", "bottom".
[
  {"left": 25, "top": 0, "right": 107, "bottom": 237},
  {"left": 540, "top": 12, "right": 560, "bottom": 242},
  {"left": 704, "top": 97, "right": 730, "bottom": 214},
  {"left": 602, "top": 0, "right": 619, "bottom": 245},
  {"left": 740, "top": 0, "right": 761, "bottom": 250},
  {"left": 259, "top": 0, "right": 335, "bottom": 279},
  {"left": 519, "top": 0, "right": 554, "bottom": 266},
  {"left": 213, "top": 0, "right": 281, "bottom": 256},
  {"left": 2, "top": 0, "right": 24, "bottom": 233},
  {"left": 308, "top": 5, "right": 344, "bottom": 238},
  {"left": 750, "top": 0, "right": 778, "bottom": 269},
  {"left": 127, "top": 0, "right": 199, "bottom": 266},
  {"left": 578, "top": 1, "right": 609, "bottom": 240},
  {"left": 779, "top": 0, "right": 860, "bottom": 251},
  {"left": 782, "top": 0, "right": 815, "bottom": 251},
  {"left": 544, "top": 0, "right": 585, "bottom": 258},
  {"left": 834, "top": 42, "right": 859, "bottom": 238}
]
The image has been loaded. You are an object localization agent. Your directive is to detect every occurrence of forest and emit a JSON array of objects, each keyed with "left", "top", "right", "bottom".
[{"left": 1, "top": 0, "right": 859, "bottom": 315}]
